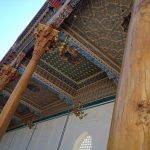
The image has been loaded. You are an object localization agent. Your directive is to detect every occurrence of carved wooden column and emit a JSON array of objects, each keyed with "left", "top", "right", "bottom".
[
  {"left": 0, "top": 24, "right": 58, "bottom": 140},
  {"left": 107, "top": 1, "right": 150, "bottom": 150}
]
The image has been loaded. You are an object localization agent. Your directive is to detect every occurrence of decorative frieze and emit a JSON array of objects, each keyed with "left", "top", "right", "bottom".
[{"left": 75, "top": 78, "right": 116, "bottom": 104}]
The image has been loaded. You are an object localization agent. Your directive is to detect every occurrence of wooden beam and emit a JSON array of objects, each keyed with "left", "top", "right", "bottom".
[
  {"left": 0, "top": 65, "right": 18, "bottom": 91},
  {"left": 42, "top": 103, "right": 69, "bottom": 117},
  {"left": 107, "top": 1, "right": 150, "bottom": 150}
]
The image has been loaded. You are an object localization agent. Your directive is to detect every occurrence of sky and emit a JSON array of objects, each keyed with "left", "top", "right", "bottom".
[{"left": 0, "top": 0, "right": 46, "bottom": 61}]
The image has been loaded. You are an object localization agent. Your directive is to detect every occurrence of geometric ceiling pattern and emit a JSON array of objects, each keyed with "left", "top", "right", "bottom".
[
  {"left": 42, "top": 49, "right": 101, "bottom": 83},
  {"left": 7, "top": 78, "right": 63, "bottom": 111},
  {"left": 4, "top": 77, "right": 68, "bottom": 129},
  {"left": 63, "top": 0, "right": 133, "bottom": 71},
  {"left": 0, "top": 0, "right": 133, "bottom": 130},
  {"left": 23, "top": 32, "right": 106, "bottom": 90}
]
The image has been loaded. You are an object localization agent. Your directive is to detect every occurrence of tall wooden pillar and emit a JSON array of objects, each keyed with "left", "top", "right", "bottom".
[
  {"left": 0, "top": 24, "right": 58, "bottom": 140},
  {"left": 107, "top": 1, "right": 150, "bottom": 150}
]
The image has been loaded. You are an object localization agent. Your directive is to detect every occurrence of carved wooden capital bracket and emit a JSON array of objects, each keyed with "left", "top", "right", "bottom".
[
  {"left": 0, "top": 65, "right": 18, "bottom": 90},
  {"left": 32, "top": 23, "right": 59, "bottom": 62}
]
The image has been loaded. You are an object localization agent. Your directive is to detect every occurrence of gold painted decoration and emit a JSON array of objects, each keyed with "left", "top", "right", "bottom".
[
  {"left": 59, "top": 37, "right": 84, "bottom": 65},
  {"left": 72, "top": 101, "right": 87, "bottom": 119},
  {"left": 22, "top": 113, "right": 37, "bottom": 129}
]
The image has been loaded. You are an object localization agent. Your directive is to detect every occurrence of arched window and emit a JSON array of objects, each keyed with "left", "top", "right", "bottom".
[
  {"left": 79, "top": 135, "right": 92, "bottom": 150},
  {"left": 73, "top": 132, "right": 92, "bottom": 150}
]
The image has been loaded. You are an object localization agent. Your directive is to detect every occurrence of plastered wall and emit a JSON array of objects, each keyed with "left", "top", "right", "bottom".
[{"left": 0, "top": 102, "right": 114, "bottom": 150}]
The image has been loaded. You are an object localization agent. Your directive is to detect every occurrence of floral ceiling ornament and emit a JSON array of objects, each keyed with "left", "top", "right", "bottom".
[
  {"left": 59, "top": 36, "right": 84, "bottom": 65},
  {"left": 25, "top": 120, "right": 35, "bottom": 129},
  {"left": 72, "top": 101, "right": 87, "bottom": 120},
  {"left": 23, "top": 113, "right": 37, "bottom": 129}
]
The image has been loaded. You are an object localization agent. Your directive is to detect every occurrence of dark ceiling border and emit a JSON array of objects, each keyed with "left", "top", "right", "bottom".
[{"left": 7, "top": 95, "right": 116, "bottom": 132}]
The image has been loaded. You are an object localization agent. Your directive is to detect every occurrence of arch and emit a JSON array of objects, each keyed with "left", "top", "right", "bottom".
[{"left": 73, "top": 132, "right": 92, "bottom": 150}]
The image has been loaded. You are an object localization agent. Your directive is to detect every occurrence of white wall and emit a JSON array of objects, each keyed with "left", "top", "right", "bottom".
[{"left": 0, "top": 102, "right": 114, "bottom": 150}]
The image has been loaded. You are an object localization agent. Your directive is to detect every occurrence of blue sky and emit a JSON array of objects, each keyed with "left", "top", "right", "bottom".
[{"left": 0, "top": 0, "right": 46, "bottom": 61}]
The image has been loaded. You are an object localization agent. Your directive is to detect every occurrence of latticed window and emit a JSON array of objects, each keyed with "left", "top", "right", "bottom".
[{"left": 78, "top": 135, "right": 92, "bottom": 150}]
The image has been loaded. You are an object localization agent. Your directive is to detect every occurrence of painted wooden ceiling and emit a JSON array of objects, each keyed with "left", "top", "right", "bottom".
[{"left": 0, "top": 0, "right": 133, "bottom": 130}]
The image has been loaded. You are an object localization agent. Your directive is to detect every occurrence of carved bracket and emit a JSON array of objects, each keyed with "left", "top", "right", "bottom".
[{"left": 0, "top": 65, "right": 18, "bottom": 90}]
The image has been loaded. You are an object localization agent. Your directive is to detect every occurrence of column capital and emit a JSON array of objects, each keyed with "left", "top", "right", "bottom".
[
  {"left": 0, "top": 65, "right": 18, "bottom": 90},
  {"left": 32, "top": 24, "right": 59, "bottom": 62}
]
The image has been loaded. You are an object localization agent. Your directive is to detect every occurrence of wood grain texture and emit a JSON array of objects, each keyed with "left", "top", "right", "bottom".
[{"left": 107, "top": 0, "right": 150, "bottom": 150}]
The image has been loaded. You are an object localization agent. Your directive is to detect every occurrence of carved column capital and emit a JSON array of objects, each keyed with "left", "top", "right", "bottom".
[
  {"left": 32, "top": 23, "right": 59, "bottom": 62},
  {"left": 0, "top": 65, "right": 18, "bottom": 90}
]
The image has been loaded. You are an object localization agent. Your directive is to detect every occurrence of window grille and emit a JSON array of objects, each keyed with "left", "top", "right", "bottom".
[{"left": 79, "top": 135, "right": 92, "bottom": 150}]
